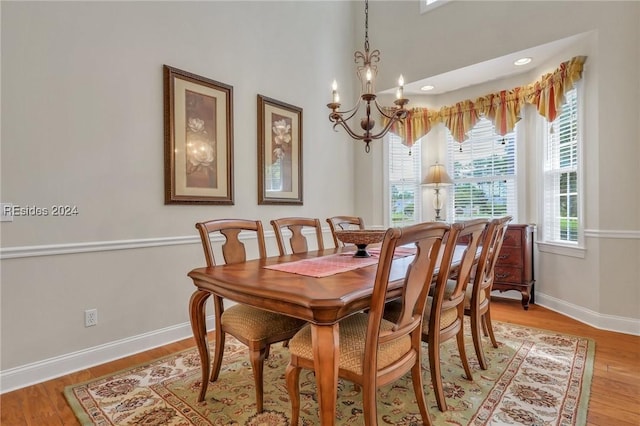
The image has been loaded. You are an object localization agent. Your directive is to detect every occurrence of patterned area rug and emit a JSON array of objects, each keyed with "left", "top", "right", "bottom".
[{"left": 64, "top": 321, "right": 594, "bottom": 425}]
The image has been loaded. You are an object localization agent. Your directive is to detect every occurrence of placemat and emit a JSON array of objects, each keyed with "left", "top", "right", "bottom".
[{"left": 264, "top": 246, "right": 416, "bottom": 278}]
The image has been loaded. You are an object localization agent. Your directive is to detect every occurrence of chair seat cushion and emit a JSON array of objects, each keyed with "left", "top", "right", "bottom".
[
  {"left": 221, "top": 304, "right": 305, "bottom": 341},
  {"left": 422, "top": 296, "right": 458, "bottom": 332},
  {"left": 462, "top": 281, "right": 487, "bottom": 309},
  {"left": 288, "top": 313, "right": 411, "bottom": 375},
  {"left": 384, "top": 280, "right": 458, "bottom": 334}
]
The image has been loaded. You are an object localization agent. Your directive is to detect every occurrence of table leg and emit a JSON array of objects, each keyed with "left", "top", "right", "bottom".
[
  {"left": 189, "top": 289, "right": 211, "bottom": 402},
  {"left": 311, "top": 323, "right": 339, "bottom": 426}
]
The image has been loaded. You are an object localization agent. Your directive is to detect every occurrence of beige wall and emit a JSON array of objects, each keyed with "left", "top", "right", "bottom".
[
  {"left": 359, "top": 1, "right": 640, "bottom": 329},
  {"left": 1, "top": 0, "right": 639, "bottom": 391},
  {"left": 0, "top": 1, "right": 358, "bottom": 381}
]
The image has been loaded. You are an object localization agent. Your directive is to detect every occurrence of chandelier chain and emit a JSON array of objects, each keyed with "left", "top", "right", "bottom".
[{"left": 364, "top": 0, "right": 369, "bottom": 52}]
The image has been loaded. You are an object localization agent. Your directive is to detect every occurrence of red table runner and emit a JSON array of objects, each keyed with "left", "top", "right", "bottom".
[{"left": 264, "top": 247, "right": 416, "bottom": 278}]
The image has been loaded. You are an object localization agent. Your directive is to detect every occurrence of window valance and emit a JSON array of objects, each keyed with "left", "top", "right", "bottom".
[{"left": 382, "top": 55, "right": 587, "bottom": 148}]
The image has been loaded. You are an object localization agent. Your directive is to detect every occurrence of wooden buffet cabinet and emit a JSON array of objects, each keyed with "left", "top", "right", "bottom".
[{"left": 493, "top": 224, "right": 535, "bottom": 310}]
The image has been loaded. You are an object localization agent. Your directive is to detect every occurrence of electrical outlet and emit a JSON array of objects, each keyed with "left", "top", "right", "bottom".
[{"left": 85, "top": 309, "right": 98, "bottom": 327}]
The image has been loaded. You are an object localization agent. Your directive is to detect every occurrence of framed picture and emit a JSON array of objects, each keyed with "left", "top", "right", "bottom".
[
  {"left": 257, "top": 95, "right": 303, "bottom": 205},
  {"left": 164, "top": 65, "right": 234, "bottom": 204}
]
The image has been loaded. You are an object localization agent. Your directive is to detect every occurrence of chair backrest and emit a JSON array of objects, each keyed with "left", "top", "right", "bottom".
[
  {"left": 326, "top": 216, "right": 365, "bottom": 247},
  {"left": 270, "top": 217, "right": 324, "bottom": 255},
  {"left": 195, "top": 219, "right": 267, "bottom": 267},
  {"left": 432, "top": 219, "right": 488, "bottom": 314},
  {"left": 365, "top": 222, "right": 450, "bottom": 372},
  {"left": 473, "top": 216, "right": 512, "bottom": 294}
]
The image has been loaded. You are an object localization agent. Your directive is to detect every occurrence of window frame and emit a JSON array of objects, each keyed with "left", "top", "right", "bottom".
[
  {"left": 537, "top": 84, "right": 586, "bottom": 258},
  {"left": 383, "top": 133, "right": 423, "bottom": 227},
  {"left": 445, "top": 118, "right": 520, "bottom": 223}
]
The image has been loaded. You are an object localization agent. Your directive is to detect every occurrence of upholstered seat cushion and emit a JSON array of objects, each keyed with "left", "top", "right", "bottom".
[
  {"left": 462, "top": 282, "right": 487, "bottom": 309},
  {"left": 221, "top": 304, "right": 306, "bottom": 342},
  {"left": 288, "top": 313, "right": 411, "bottom": 375},
  {"left": 444, "top": 279, "right": 486, "bottom": 310},
  {"left": 384, "top": 280, "right": 458, "bottom": 333},
  {"left": 422, "top": 296, "right": 457, "bottom": 332}
]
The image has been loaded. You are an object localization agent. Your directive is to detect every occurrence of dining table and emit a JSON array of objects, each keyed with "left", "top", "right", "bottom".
[{"left": 187, "top": 244, "right": 468, "bottom": 425}]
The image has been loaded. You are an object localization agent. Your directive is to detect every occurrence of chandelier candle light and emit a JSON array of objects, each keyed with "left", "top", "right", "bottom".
[
  {"left": 327, "top": 0, "right": 409, "bottom": 153},
  {"left": 423, "top": 162, "right": 453, "bottom": 221}
]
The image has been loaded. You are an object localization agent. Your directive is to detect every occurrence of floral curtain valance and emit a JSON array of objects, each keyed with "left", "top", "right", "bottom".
[{"left": 382, "top": 55, "right": 587, "bottom": 147}]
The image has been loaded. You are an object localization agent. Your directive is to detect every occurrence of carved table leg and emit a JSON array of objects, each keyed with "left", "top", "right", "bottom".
[
  {"left": 189, "top": 289, "right": 211, "bottom": 402},
  {"left": 311, "top": 323, "right": 339, "bottom": 426}
]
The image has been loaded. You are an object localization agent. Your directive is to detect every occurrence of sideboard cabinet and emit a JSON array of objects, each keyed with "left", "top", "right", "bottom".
[{"left": 493, "top": 224, "right": 535, "bottom": 310}]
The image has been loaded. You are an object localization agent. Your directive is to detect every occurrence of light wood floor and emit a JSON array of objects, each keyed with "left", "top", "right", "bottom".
[{"left": 2, "top": 298, "right": 639, "bottom": 425}]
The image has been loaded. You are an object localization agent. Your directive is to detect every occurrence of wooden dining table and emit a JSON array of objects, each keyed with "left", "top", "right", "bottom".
[{"left": 187, "top": 245, "right": 467, "bottom": 425}]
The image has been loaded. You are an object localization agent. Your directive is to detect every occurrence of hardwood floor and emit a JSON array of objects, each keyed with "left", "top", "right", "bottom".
[{"left": 1, "top": 297, "right": 639, "bottom": 425}]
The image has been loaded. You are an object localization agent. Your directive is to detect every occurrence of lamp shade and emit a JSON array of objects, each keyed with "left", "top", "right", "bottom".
[{"left": 422, "top": 163, "right": 453, "bottom": 187}]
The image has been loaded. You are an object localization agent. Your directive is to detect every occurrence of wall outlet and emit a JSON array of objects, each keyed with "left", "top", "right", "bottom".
[{"left": 85, "top": 309, "right": 98, "bottom": 327}]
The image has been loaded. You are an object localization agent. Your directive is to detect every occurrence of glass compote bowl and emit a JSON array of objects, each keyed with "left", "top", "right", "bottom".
[{"left": 334, "top": 229, "right": 387, "bottom": 258}]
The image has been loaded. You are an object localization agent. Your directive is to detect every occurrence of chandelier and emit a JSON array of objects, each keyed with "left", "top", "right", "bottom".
[{"left": 327, "top": 0, "right": 409, "bottom": 153}]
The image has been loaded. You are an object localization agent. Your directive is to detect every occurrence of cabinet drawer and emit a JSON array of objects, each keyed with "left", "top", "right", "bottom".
[
  {"left": 494, "top": 265, "right": 523, "bottom": 283},
  {"left": 496, "top": 247, "right": 523, "bottom": 267},
  {"left": 502, "top": 229, "right": 523, "bottom": 247}
]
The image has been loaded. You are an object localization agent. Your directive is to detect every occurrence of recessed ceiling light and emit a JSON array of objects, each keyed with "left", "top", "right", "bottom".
[
  {"left": 514, "top": 57, "right": 532, "bottom": 66},
  {"left": 420, "top": 85, "right": 435, "bottom": 91}
]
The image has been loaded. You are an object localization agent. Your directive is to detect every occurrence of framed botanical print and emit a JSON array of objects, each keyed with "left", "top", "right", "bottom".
[
  {"left": 164, "top": 65, "right": 234, "bottom": 204},
  {"left": 257, "top": 95, "right": 303, "bottom": 205}
]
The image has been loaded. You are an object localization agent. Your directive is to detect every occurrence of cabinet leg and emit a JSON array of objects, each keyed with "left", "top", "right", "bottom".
[{"left": 520, "top": 290, "right": 530, "bottom": 310}]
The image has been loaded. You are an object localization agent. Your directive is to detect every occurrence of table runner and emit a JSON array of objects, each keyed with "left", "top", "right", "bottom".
[{"left": 264, "top": 246, "right": 416, "bottom": 278}]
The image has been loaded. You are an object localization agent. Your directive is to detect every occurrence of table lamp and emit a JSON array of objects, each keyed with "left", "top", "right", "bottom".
[{"left": 422, "top": 162, "right": 453, "bottom": 221}]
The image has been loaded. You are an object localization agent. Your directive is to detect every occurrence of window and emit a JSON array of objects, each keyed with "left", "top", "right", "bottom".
[
  {"left": 447, "top": 119, "right": 518, "bottom": 222},
  {"left": 388, "top": 134, "right": 421, "bottom": 226},
  {"left": 542, "top": 88, "right": 580, "bottom": 244}
]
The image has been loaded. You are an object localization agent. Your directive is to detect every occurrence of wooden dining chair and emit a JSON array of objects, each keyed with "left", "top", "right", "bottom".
[
  {"left": 192, "top": 219, "right": 306, "bottom": 412},
  {"left": 286, "top": 222, "right": 452, "bottom": 426},
  {"left": 384, "top": 218, "right": 487, "bottom": 412},
  {"left": 426, "top": 219, "right": 487, "bottom": 411},
  {"left": 464, "top": 215, "right": 512, "bottom": 370},
  {"left": 270, "top": 217, "right": 324, "bottom": 255},
  {"left": 326, "top": 215, "right": 365, "bottom": 247}
]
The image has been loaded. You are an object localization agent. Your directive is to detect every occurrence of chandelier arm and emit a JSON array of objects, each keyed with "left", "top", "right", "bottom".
[
  {"left": 331, "top": 118, "right": 369, "bottom": 141},
  {"left": 367, "top": 111, "right": 406, "bottom": 140},
  {"left": 374, "top": 100, "right": 408, "bottom": 119},
  {"left": 330, "top": 103, "right": 361, "bottom": 123}
]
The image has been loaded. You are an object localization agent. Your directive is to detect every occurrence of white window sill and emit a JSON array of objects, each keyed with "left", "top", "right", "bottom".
[{"left": 536, "top": 241, "right": 586, "bottom": 258}]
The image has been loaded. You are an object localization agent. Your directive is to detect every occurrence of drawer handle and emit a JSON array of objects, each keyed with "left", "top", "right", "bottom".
[
  {"left": 498, "top": 254, "right": 509, "bottom": 260},
  {"left": 496, "top": 273, "right": 510, "bottom": 279}
]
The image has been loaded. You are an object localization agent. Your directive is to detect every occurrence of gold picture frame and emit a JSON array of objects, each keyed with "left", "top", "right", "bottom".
[
  {"left": 257, "top": 95, "right": 303, "bottom": 205},
  {"left": 164, "top": 65, "right": 234, "bottom": 204}
]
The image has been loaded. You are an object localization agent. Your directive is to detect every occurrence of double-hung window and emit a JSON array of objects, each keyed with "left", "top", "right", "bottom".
[
  {"left": 387, "top": 133, "right": 421, "bottom": 226},
  {"left": 446, "top": 118, "right": 518, "bottom": 222},
  {"left": 541, "top": 87, "right": 581, "bottom": 246}
]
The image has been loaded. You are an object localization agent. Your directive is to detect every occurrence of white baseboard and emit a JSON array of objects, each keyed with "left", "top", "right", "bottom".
[
  {"left": 2, "top": 293, "right": 638, "bottom": 394},
  {"left": 535, "top": 292, "right": 640, "bottom": 336},
  {"left": 0, "top": 316, "right": 216, "bottom": 394}
]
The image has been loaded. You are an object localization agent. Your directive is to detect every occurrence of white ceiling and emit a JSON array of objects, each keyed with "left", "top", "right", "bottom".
[{"left": 399, "top": 34, "right": 585, "bottom": 96}]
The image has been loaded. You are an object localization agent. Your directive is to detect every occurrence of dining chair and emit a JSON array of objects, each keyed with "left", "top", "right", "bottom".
[
  {"left": 427, "top": 219, "right": 487, "bottom": 411},
  {"left": 384, "top": 218, "right": 487, "bottom": 412},
  {"left": 270, "top": 217, "right": 324, "bottom": 255},
  {"left": 192, "top": 219, "right": 306, "bottom": 412},
  {"left": 464, "top": 215, "right": 512, "bottom": 370},
  {"left": 286, "top": 221, "right": 452, "bottom": 426},
  {"left": 326, "top": 215, "right": 365, "bottom": 247}
]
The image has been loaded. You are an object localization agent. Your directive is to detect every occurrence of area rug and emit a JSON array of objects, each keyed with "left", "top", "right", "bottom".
[{"left": 64, "top": 320, "right": 594, "bottom": 425}]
